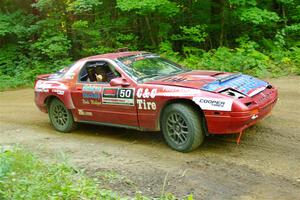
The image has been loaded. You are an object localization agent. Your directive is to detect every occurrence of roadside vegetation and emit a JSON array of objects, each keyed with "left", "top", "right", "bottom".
[
  {"left": 0, "top": 146, "right": 192, "bottom": 200},
  {"left": 0, "top": 0, "right": 299, "bottom": 90}
]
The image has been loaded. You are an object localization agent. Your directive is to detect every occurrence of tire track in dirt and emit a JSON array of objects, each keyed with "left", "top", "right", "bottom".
[{"left": 0, "top": 76, "right": 300, "bottom": 199}]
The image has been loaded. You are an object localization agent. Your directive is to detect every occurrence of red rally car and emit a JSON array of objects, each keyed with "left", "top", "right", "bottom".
[{"left": 34, "top": 51, "right": 278, "bottom": 152}]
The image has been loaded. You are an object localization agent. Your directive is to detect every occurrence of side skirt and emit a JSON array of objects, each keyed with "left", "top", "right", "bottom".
[{"left": 78, "top": 120, "right": 144, "bottom": 131}]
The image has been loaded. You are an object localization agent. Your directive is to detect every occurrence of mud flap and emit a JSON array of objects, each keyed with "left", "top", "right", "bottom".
[{"left": 237, "top": 131, "right": 243, "bottom": 145}]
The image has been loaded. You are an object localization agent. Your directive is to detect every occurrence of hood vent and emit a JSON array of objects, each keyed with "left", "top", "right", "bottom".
[{"left": 219, "top": 88, "right": 246, "bottom": 99}]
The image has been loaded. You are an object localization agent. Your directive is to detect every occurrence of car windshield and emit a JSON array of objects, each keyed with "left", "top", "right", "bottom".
[{"left": 116, "top": 54, "right": 187, "bottom": 82}]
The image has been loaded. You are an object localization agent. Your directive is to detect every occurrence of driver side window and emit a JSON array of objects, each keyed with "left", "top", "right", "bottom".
[{"left": 79, "top": 61, "right": 120, "bottom": 83}]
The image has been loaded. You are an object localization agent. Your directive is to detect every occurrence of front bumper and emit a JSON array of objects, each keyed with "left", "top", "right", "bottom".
[{"left": 205, "top": 94, "right": 278, "bottom": 134}]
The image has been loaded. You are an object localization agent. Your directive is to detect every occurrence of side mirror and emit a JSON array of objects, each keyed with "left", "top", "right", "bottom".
[{"left": 110, "top": 77, "right": 130, "bottom": 87}]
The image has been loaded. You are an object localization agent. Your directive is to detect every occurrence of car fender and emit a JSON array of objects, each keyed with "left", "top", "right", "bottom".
[
  {"left": 44, "top": 90, "right": 75, "bottom": 109},
  {"left": 155, "top": 86, "right": 236, "bottom": 130},
  {"left": 35, "top": 80, "right": 75, "bottom": 112},
  {"left": 137, "top": 85, "right": 205, "bottom": 131}
]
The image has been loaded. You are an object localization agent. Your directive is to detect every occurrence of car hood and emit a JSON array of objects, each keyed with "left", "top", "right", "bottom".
[
  {"left": 146, "top": 70, "right": 226, "bottom": 88},
  {"left": 146, "top": 70, "right": 269, "bottom": 96}
]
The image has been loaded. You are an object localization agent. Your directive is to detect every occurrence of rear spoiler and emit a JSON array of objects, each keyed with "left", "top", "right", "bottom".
[
  {"left": 36, "top": 74, "right": 51, "bottom": 81},
  {"left": 34, "top": 74, "right": 51, "bottom": 86}
]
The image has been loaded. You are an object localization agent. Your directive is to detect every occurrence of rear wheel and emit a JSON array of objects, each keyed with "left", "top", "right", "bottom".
[
  {"left": 161, "top": 103, "right": 205, "bottom": 152},
  {"left": 48, "top": 98, "right": 77, "bottom": 132}
]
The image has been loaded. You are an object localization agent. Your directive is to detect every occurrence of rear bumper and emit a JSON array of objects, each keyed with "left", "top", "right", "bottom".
[
  {"left": 205, "top": 97, "right": 277, "bottom": 134},
  {"left": 34, "top": 92, "right": 48, "bottom": 113}
]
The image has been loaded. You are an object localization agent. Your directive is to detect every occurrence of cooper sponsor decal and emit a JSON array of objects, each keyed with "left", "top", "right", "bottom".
[
  {"left": 193, "top": 97, "right": 233, "bottom": 111},
  {"left": 102, "top": 88, "right": 134, "bottom": 106}
]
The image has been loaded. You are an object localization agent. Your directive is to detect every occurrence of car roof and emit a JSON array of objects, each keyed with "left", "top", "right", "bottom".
[{"left": 79, "top": 51, "right": 146, "bottom": 61}]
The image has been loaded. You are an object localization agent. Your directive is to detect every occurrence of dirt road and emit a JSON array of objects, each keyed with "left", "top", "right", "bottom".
[{"left": 1, "top": 77, "right": 300, "bottom": 199}]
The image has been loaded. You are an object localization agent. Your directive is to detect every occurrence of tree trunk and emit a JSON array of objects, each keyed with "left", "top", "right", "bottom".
[
  {"left": 282, "top": 5, "right": 287, "bottom": 26},
  {"left": 145, "top": 16, "right": 156, "bottom": 47},
  {"left": 211, "top": 0, "right": 225, "bottom": 48},
  {"left": 219, "top": 2, "right": 225, "bottom": 47}
]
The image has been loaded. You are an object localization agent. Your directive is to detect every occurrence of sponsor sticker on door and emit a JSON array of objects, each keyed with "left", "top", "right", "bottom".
[
  {"left": 82, "top": 84, "right": 102, "bottom": 99},
  {"left": 102, "top": 88, "right": 135, "bottom": 106}
]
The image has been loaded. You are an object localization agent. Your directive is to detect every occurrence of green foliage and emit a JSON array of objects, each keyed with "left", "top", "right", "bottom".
[
  {"left": 117, "top": 0, "right": 179, "bottom": 16},
  {"left": 284, "top": 23, "right": 300, "bottom": 33},
  {"left": 239, "top": 8, "right": 280, "bottom": 25},
  {"left": 67, "top": 0, "right": 103, "bottom": 14},
  {"left": 159, "top": 41, "right": 180, "bottom": 61},
  {"left": 0, "top": 44, "right": 19, "bottom": 76},
  {"left": 0, "top": 15, "right": 11, "bottom": 37},
  {"left": 228, "top": 0, "right": 257, "bottom": 7},
  {"left": 0, "top": 0, "right": 299, "bottom": 90},
  {"left": 72, "top": 20, "right": 89, "bottom": 29},
  {"left": 31, "top": 0, "right": 54, "bottom": 11},
  {"left": 31, "top": 33, "right": 71, "bottom": 59},
  {"left": 178, "top": 38, "right": 300, "bottom": 77},
  {"left": 0, "top": 11, "right": 35, "bottom": 38},
  {"left": 172, "top": 25, "right": 208, "bottom": 44},
  {"left": 116, "top": 33, "right": 139, "bottom": 49}
]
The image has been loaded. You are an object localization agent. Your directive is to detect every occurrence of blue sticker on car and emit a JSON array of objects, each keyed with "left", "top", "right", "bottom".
[{"left": 202, "top": 74, "right": 268, "bottom": 96}]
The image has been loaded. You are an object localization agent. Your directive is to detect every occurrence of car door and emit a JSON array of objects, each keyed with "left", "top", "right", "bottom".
[{"left": 71, "top": 59, "right": 139, "bottom": 128}]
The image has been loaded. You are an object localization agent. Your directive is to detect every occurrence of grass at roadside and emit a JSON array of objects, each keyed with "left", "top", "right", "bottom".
[
  {"left": 0, "top": 79, "right": 32, "bottom": 92},
  {"left": 0, "top": 146, "right": 193, "bottom": 200}
]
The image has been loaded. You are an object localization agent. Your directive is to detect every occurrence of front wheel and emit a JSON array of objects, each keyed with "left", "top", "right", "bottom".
[
  {"left": 48, "top": 98, "right": 77, "bottom": 132},
  {"left": 161, "top": 103, "right": 205, "bottom": 152}
]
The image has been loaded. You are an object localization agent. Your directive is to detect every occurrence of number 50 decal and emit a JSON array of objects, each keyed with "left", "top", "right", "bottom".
[{"left": 118, "top": 89, "right": 134, "bottom": 99}]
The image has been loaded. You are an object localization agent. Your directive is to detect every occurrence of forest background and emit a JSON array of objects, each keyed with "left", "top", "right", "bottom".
[{"left": 0, "top": 0, "right": 299, "bottom": 90}]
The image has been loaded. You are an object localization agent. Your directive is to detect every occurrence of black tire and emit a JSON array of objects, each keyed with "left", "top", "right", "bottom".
[
  {"left": 161, "top": 103, "right": 205, "bottom": 152},
  {"left": 48, "top": 98, "right": 77, "bottom": 132}
]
